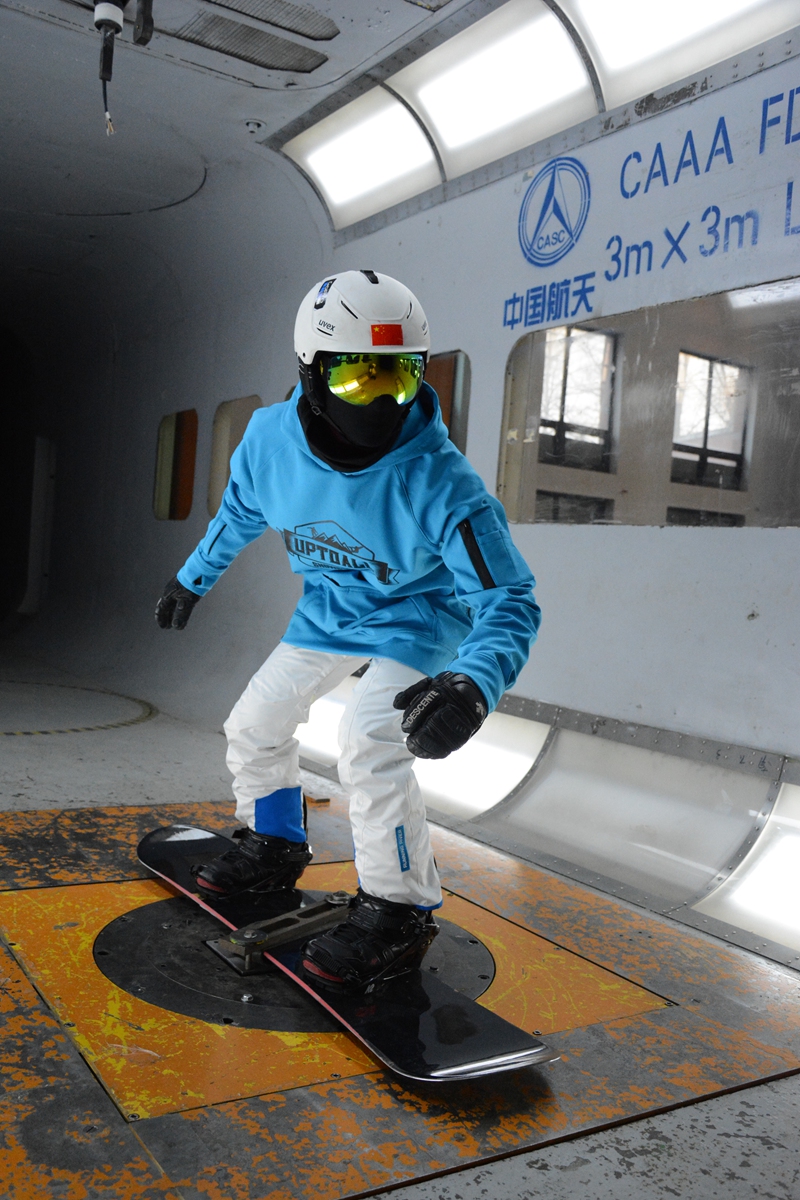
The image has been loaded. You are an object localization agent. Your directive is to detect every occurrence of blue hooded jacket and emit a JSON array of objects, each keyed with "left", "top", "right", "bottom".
[{"left": 178, "top": 384, "right": 540, "bottom": 710}]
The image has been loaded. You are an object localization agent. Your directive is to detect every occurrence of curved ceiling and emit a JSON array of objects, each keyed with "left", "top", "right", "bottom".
[{"left": 281, "top": 0, "right": 800, "bottom": 229}]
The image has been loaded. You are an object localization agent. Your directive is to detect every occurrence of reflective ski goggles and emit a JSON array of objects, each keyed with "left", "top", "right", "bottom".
[{"left": 324, "top": 353, "right": 425, "bottom": 407}]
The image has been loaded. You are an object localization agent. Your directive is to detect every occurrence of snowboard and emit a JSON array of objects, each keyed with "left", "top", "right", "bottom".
[{"left": 137, "top": 824, "right": 558, "bottom": 1082}]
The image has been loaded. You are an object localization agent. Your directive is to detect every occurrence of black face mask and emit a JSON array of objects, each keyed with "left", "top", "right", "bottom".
[
  {"left": 297, "top": 393, "right": 412, "bottom": 472},
  {"left": 325, "top": 390, "right": 408, "bottom": 448}
]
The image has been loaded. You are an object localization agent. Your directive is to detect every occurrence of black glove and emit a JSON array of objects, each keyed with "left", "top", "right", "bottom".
[
  {"left": 155, "top": 576, "right": 202, "bottom": 630},
  {"left": 393, "top": 672, "right": 488, "bottom": 759}
]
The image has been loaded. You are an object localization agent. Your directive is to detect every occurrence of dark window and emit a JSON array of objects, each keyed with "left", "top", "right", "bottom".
[
  {"left": 538, "top": 327, "right": 615, "bottom": 472},
  {"left": 153, "top": 409, "right": 198, "bottom": 521},
  {"left": 666, "top": 507, "right": 744, "bottom": 527},
  {"left": 424, "top": 350, "right": 471, "bottom": 453},
  {"left": 671, "top": 352, "right": 748, "bottom": 490},
  {"left": 535, "top": 491, "right": 614, "bottom": 524}
]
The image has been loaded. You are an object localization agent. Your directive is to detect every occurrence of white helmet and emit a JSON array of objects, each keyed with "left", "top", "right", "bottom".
[{"left": 294, "top": 269, "right": 430, "bottom": 362}]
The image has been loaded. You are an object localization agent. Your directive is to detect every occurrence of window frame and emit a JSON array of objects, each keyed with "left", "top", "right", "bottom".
[
  {"left": 424, "top": 350, "right": 471, "bottom": 453},
  {"left": 153, "top": 409, "right": 198, "bottom": 521},
  {"left": 671, "top": 350, "right": 750, "bottom": 492},
  {"left": 207, "top": 395, "right": 262, "bottom": 517},
  {"left": 535, "top": 489, "right": 615, "bottom": 525},
  {"left": 666, "top": 506, "right": 745, "bottom": 527},
  {"left": 537, "top": 325, "right": 617, "bottom": 474}
]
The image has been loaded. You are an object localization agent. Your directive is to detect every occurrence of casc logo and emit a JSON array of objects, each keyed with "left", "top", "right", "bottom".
[{"left": 518, "top": 156, "right": 591, "bottom": 268}]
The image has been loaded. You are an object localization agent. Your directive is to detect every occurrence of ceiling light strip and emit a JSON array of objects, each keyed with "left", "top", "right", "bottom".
[
  {"left": 270, "top": 0, "right": 800, "bottom": 233},
  {"left": 541, "top": 0, "right": 605, "bottom": 112},
  {"left": 380, "top": 80, "right": 447, "bottom": 184},
  {"left": 386, "top": 0, "right": 598, "bottom": 180},
  {"left": 282, "top": 87, "right": 442, "bottom": 227},
  {"left": 263, "top": 0, "right": 520, "bottom": 156},
  {"left": 331, "top": 27, "right": 799, "bottom": 244}
]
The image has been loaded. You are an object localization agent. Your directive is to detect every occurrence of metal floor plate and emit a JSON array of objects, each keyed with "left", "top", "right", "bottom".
[
  {"left": 0, "top": 800, "right": 797, "bottom": 1199},
  {"left": 93, "top": 894, "right": 497, "bottom": 1031}
]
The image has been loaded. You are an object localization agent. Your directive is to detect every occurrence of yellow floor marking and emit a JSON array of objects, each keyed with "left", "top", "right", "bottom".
[
  {"left": 0, "top": 875, "right": 373, "bottom": 1119},
  {"left": 438, "top": 892, "right": 666, "bottom": 1033},
  {"left": 0, "top": 861, "right": 663, "bottom": 1120}
]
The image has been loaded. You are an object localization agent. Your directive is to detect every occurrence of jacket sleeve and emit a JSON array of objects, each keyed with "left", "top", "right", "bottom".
[
  {"left": 440, "top": 495, "right": 540, "bottom": 710},
  {"left": 406, "top": 448, "right": 540, "bottom": 711},
  {"left": 176, "top": 427, "right": 269, "bottom": 596}
]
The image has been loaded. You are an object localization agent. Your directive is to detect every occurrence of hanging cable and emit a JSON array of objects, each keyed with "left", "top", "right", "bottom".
[
  {"left": 91, "top": 0, "right": 153, "bottom": 134},
  {"left": 94, "top": 2, "right": 124, "bottom": 133},
  {"left": 102, "top": 77, "right": 114, "bottom": 135}
]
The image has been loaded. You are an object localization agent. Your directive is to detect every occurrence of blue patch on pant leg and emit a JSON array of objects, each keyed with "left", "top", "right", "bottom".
[
  {"left": 254, "top": 786, "right": 305, "bottom": 841},
  {"left": 395, "top": 825, "right": 410, "bottom": 873}
]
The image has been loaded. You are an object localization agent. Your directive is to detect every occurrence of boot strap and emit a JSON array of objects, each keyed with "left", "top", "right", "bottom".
[{"left": 350, "top": 905, "right": 426, "bottom": 936}]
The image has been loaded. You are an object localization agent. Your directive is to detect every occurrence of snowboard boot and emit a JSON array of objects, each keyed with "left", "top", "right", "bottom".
[
  {"left": 193, "top": 827, "right": 312, "bottom": 897},
  {"left": 301, "top": 889, "right": 439, "bottom": 990}
]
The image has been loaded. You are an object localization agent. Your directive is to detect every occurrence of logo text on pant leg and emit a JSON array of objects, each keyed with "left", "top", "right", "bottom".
[{"left": 395, "top": 825, "right": 410, "bottom": 873}]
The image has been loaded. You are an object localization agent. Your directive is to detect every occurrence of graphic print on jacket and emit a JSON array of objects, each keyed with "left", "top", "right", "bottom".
[{"left": 282, "top": 521, "right": 399, "bottom": 585}]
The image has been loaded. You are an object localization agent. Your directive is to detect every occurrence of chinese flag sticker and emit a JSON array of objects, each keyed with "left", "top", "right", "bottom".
[{"left": 371, "top": 324, "right": 404, "bottom": 346}]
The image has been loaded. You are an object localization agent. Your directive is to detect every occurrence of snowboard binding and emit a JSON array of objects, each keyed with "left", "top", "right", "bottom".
[
  {"left": 301, "top": 889, "right": 439, "bottom": 992},
  {"left": 192, "top": 827, "right": 312, "bottom": 898}
]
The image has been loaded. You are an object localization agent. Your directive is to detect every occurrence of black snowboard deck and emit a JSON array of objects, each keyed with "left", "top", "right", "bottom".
[{"left": 137, "top": 824, "right": 558, "bottom": 1083}]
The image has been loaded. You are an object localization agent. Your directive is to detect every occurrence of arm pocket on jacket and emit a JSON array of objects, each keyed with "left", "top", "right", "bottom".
[
  {"left": 473, "top": 529, "right": 521, "bottom": 587},
  {"left": 460, "top": 505, "right": 524, "bottom": 589}
]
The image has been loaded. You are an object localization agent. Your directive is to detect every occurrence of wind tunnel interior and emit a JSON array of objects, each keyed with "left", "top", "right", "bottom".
[
  {"left": 2, "top": 1, "right": 800, "bottom": 1197},
  {"left": 0, "top": 12, "right": 330, "bottom": 722}
]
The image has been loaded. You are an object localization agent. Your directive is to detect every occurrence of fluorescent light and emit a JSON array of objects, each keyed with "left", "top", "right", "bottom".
[
  {"left": 573, "top": 0, "right": 762, "bottom": 72},
  {"left": 282, "top": 0, "right": 800, "bottom": 223},
  {"left": 416, "top": 14, "right": 587, "bottom": 150},
  {"left": 414, "top": 713, "right": 549, "bottom": 819},
  {"left": 693, "top": 782, "right": 800, "bottom": 953},
  {"left": 282, "top": 88, "right": 440, "bottom": 229},
  {"left": 559, "top": 0, "right": 800, "bottom": 110},
  {"left": 306, "top": 105, "right": 434, "bottom": 206},
  {"left": 389, "top": 0, "right": 595, "bottom": 180},
  {"left": 729, "top": 278, "right": 800, "bottom": 308},
  {"left": 725, "top": 834, "right": 800, "bottom": 924},
  {"left": 487, "top": 729, "right": 771, "bottom": 903}
]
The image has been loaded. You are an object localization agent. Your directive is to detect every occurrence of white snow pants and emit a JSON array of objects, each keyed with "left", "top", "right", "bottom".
[{"left": 223, "top": 642, "right": 442, "bottom": 909}]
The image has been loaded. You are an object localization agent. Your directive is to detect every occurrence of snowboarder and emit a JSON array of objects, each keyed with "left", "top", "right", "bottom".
[{"left": 155, "top": 270, "right": 540, "bottom": 989}]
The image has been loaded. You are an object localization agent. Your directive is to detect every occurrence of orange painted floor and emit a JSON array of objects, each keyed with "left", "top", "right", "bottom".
[
  {"left": 0, "top": 865, "right": 663, "bottom": 1120},
  {"left": 0, "top": 798, "right": 798, "bottom": 1200}
]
